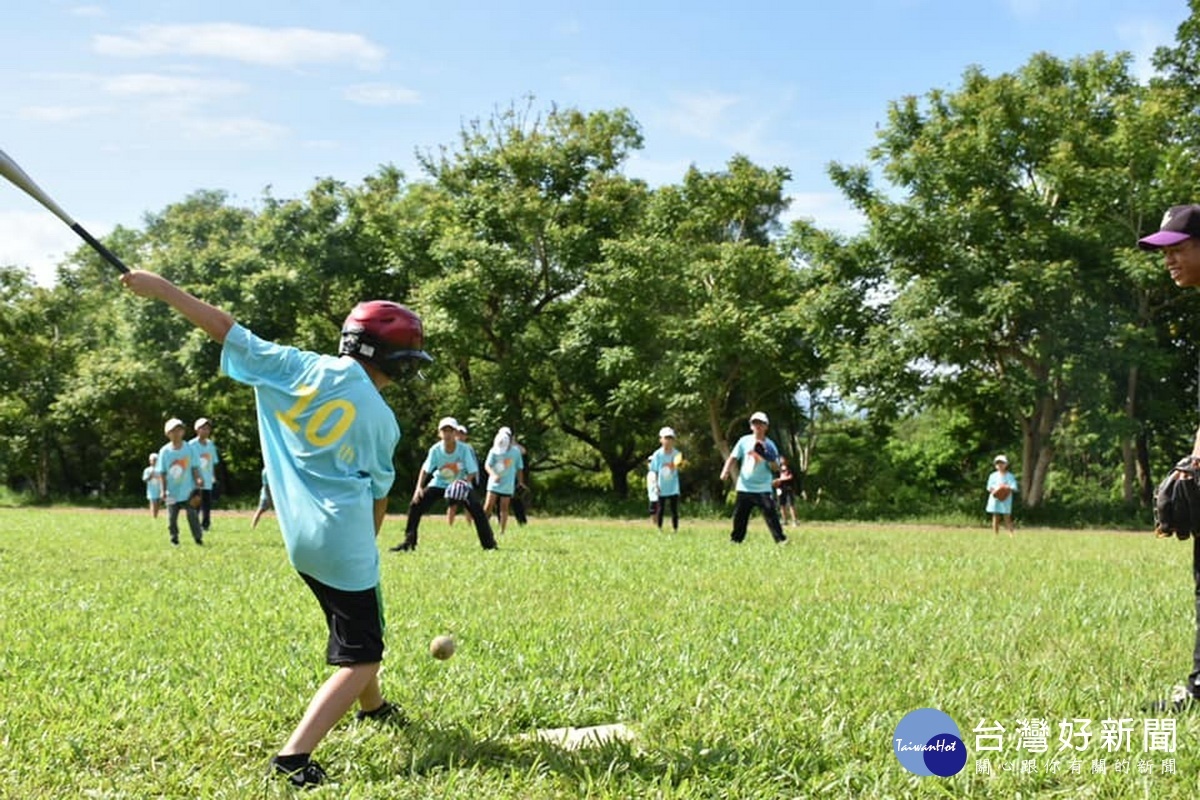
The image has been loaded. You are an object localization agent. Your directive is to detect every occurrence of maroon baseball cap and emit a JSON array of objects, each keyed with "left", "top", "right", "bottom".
[{"left": 1138, "top": 205, "right": 1200, "bottom": 250}]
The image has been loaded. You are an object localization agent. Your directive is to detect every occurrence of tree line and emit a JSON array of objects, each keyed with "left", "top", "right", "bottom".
[{"left": 6, "top": 6, "right": 1200, "bottom": 523}]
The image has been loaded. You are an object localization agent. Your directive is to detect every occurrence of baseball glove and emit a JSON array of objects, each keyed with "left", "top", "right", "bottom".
[
  {"left": 188, "top": 488, "right": 204, "bottom": 509},
  {"left": 753, "top": 441, "right": 779, "bottom": 462},
  {"left": 992, "top": 484, "right": 1012, "bottom": 501},
  {"left": 1154, "top": 457, "right": 1200, "bottom": 540},
  {"left": 445, "top": 479, "right": 473, "bottom": 502}
]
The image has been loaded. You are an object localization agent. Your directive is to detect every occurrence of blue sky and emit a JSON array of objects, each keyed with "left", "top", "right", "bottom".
[{"left": 0, "top": 0, "right": 1190, "bottom": 285}]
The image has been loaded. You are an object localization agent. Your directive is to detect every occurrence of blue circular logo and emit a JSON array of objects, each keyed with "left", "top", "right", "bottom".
[{"left": 893, "top": 708, "right": 967, "bottom": 777}]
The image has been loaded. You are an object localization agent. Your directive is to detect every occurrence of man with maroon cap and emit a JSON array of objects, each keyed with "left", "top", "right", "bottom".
[{"left": 1138, "top": 205, "right": 1200, "bottom": 713}]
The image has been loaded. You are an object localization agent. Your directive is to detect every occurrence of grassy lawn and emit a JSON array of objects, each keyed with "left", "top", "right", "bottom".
[{"left": 0, "top": 508, "right": 1196, "bottom": 798}]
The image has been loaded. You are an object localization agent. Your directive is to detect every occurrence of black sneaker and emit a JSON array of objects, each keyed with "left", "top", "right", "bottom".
[
  {"left": 269, "top": 755, "right": 327, "bottom": 788},
  {"left": 1142, "top": 685, "right": 1198, "bottom": 714},
  {"left": 389, "top": 542, "right": 415, "bottom": 552},
  {"left": 355, "top": 700, "right": 408, "bottom": 725}
]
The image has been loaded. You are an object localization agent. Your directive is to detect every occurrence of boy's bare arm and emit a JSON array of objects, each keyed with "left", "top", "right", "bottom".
[
  {"left": 120, "top": 270, "right": 234, "bottom": 343},
  {"left": 374, "top": 497, "right": 389, "bottom": 537}
]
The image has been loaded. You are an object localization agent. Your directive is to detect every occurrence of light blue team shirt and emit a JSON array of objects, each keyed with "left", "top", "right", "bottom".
[
  {"left": 189, "top": 437, "right": 220, "bottom": 489},
  {"left": 486, "top": 445, "right": 524, "bottom": 495},
  {"left": 156, "top": 441, "right": 200, "bottom": 503},
  {"left": 142, "top": 466, "right": 163, "bottom": 500},
  {"left": 458, "top": 441, "right": 479, "bottom": 483},
  {"left": 985, "top": 470, "right": 1018, "bottom": 514},
  {"left": 649, "top": 447, "right": 682, "bottom": 497},
  {"left": 220, "top": 323, "right": 400, "bottom": 592},
  {"left": 422, "top": 441, "right": 479, "bottom": 489},
  {"left": 732, "top": 434, "right": 780, "bottom": 494}
]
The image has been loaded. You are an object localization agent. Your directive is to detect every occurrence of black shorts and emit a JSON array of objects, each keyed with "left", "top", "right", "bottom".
[{"left": 299, "top": 573, "right": 385, "bottom": 665}]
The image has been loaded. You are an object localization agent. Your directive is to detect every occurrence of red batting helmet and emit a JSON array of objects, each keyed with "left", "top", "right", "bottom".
[{"left": 339, "top": 301, "right": 433, "bottom": 379}]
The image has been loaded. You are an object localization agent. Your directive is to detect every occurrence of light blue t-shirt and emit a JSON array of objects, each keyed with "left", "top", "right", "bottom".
[
  {"left": 486, "top": 445, "right": 524, "bottom": 494},
  {"left": 156, "top": 441, "right": 200, "bottom": 503},
  {"left": 649, "top": 447, "right": 682, "bottom": 497},
  {"left": 189, "top": 437, "right": 220, "bottom": 489},
  {"left": 422, "top": 441, "right": 479, "bottom": 489},
  {"left": 143, "top": 465, "right": 163, "bottom": 501},
  {"left": 220, "top": 323, "right": 399, "bottom": 591},
  {"left": 458, "top": 441, "right": 479, "bottom": 483},
  {"left": 986, "top": 470, "right": 1018, "bottom": 514},
  {"left": 732, "top": 434, "right": 779, "bottom": 494}
]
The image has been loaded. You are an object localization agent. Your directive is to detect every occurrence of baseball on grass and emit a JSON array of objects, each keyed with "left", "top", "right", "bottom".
[{"left": 430, "top": 634, "right": 456, "bottom": 660}]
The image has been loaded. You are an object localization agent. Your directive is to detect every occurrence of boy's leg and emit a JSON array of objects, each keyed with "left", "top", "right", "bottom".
[
  {"left": 167, "top": 502, "right": 181, "bottom": 544},
  {"left": 498, "top": 496, "right": 510, "bottom": 535},
  {"left": 280, "top": 575, "right": 389, "bottom": 757},
  {"left": 185, "top": 505, "right": 204, "bottom": 544},
  {"left": 279, "top": 662, "right": 381, "bottom": 756},
  {"left": 394, "top": 487, "right": 443, "bottom": 550},
  {"left": 654, "top": 497, "right": 665, "bottom": 530},
  {"left": 464, "top": 495, "right": 498, "bottom": 549},
  {"left": 730, "top": 493, "right": 753, "bottom": 543},
  {"left": 669, "top": 495, "right": 679, "bottom": 531},
  {"left": 757, "top": 492, "right": 787, "bottom": 543},
  {"left": 511, "top": 493, "right": 527, "bottom": 525},
  {"left": 200, "top": 489, "right": 213, "bottom": 530}
]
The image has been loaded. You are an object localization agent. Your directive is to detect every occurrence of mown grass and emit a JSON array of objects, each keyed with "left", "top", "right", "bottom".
[{"left": 0, "top": 509, "right": 1197, "bottom": 798}]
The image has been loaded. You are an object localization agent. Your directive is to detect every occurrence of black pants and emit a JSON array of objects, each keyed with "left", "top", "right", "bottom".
[
  {"left": 510, "top": 492, "right": 528, "bottom": 525},
  {"left": 1190, "top": 536, "right": 1200, "bottom": 693},
  {"left": 400, "top": 486, "right": 497, "bottom": 550},
  {"left": 655, "top": 494, "right": 679, "bottom": 530},
  {"left": 730, "top": 491, "right": 787, "bottom": 544},
  {"left": 199, "top": 488, "right": 214, "bottom": 529},
  {"left": 168, "top": 502, "right": 203, "bottom": 544}
]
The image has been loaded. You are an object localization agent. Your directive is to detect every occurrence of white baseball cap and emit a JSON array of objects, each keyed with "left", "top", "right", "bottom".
[
  {"left": 749, "top": 411, "right": 769, "bottom": 425},
  {"left": 994, "top": 454, "right": 1009, "bottom": 464},
  {"left": 659, "top": 426, "right": 676, "bottom": 438},
  {"left": 194, "top": 417, "right": 211, "bottom": 431},
  {"left": 164, "top": 418, "right": 185, "bottom": 436},
  {"left": 457, "top": 423, "right": 469, "bottom": 434},
  {"left": 438, "top": 416, "right": 459, "bottom": 431}
]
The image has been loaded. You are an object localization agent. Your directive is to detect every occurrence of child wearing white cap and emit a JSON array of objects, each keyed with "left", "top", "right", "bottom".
[
  {"left": 155, "top": 418, "right": 204, "bottom": 545},
  {"left": 189, "top": 417, "right": 220, "bottom": 531},
  {"left": 985, "top": 455, "right": 1018, "bottom": 535},
  {"left": 390, "top": 417, "right": 497, "bottom": 552},
  {"left": 648, "top": 426, "right": 683, "bottom": 532},
  {"left": 719, "top": 412, "right": 787, "bottom": 545}
]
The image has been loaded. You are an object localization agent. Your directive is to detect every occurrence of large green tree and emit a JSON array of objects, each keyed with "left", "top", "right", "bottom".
[{"left": 829, "top": 52, "right": 1179, "bottom": 506}]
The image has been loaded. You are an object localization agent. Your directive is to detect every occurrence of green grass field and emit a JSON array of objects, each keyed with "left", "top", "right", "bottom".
[{"left": 1, "top": 508, "right": 1197, "bottom": 798}]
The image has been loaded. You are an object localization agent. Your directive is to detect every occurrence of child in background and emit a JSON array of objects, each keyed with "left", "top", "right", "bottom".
[
  {"left": 251, "top": 467, "right": 274, "bottom": 529},
  {"left": 142, "top": 452, "right": 164, "bottom": 518}
]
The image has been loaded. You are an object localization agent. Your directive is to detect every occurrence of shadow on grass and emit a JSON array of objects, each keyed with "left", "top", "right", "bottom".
[
  {"left": 374, "top": 719, "right": 771, "bottom": 787},
  {"left": 374, "top": 720, "right": 827, "bottom": 791}
]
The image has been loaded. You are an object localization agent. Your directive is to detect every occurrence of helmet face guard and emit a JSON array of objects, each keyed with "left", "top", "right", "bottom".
[{"left": 339, "top": 301, "right": 433, "bottom": 380}]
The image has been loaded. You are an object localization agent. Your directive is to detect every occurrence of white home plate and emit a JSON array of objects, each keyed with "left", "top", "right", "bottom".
[{"left": 517, "top": 723, "right": 635, "bottom": 750}]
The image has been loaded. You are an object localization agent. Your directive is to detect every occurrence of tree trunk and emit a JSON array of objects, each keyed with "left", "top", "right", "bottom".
[
  {"left": 1020, "top": 394, "right": 1059, "bottom": 507},
  {"left": 1121, "top": 363, "right": 1139, "bottom": 505}
]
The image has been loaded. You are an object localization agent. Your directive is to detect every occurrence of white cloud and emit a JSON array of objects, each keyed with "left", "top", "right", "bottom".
[
  {"left": 662, "top": 91, "right": 742, "bottom": 140},
  {"left": 0, "top": 211, "right": 99, "bottom": 286},
  {"left": 70, "top": 5, "right": 106, "bottom": 17},
  {"left": 1117, "top": 19, "right": 1171, "bottom": 82},
  {"left": 18, "top": 106, "right": 105, "bottom": 122},
  {"left": 93, "top": 23, "right": 386, "bottom": 70},
  {"left": 101, "top": 72, "right": 246, "bottom": 98},
  {"left": 180, "top": 116, "right": 289, "bottom": 146},
  {"left": 784, "top": 192, "right": 865, "bottom": 237},
  {"left": 343, "top": 83, "right": 421, "bottom": 106},
  {"left": 623, "top": 153, "right": 691, "bottom": 187}
]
